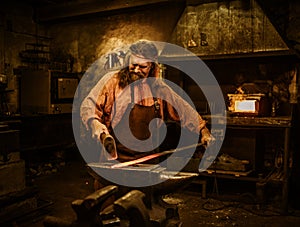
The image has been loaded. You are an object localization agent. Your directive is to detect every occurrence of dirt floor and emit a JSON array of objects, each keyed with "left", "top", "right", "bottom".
[{"left": 6, "top": 151, "right": 300, "bottom": 227}]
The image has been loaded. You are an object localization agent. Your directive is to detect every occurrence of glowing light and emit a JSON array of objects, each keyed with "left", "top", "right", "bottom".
[{"left": 235, "top": 100, "right": 256, "bottom": 113}]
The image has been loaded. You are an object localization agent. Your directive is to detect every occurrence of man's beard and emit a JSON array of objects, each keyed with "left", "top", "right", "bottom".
[{"left": 129, "top": 72, "right": 145, "bottom": 82}]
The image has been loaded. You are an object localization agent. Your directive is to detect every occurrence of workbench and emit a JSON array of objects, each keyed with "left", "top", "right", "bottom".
[{"left": 202, "top": 114, "right": 293, "bottom": 213}]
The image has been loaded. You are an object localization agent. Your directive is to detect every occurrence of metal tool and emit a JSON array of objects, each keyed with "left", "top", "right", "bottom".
[
  {"left": 111, "top": 142, "right": 203, "bottom": 168},
  {"left": 44, "top": 183, "right": 183, "bottom": 227},
  {"left": 86, "top": 163, "right": 197, "bottom": 226},
  {"left": 44, "top": 185, "right": 119, "bottom": 227},
  {"left": 114, "top": 190, "right": 152, "bottom": 227},
  {"left": 100, "top": 133, "right": 118, "bottom": 160}
]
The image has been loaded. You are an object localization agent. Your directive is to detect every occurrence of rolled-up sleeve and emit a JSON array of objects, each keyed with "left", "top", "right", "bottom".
[
  {"left": 165, "top": 97, "right": 207, "bottom": 133},
  {"left": 155, "top": 80, "right": 207, "bottom": 133},
  {"left": 80, "top": 71, "right": 118, "bottom": 130}
]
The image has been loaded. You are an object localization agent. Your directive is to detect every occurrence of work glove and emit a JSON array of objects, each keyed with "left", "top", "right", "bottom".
[
  {"left": 90, "top": 119, "right": 117, "bottom": 160},
  {"left": 90, "top": 119, "right": 110, "bottom": 141}
]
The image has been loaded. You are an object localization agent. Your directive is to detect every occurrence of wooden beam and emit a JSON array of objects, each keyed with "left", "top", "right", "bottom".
[{"left": 37, "top": 0, "right": 185, "bottom": 23}]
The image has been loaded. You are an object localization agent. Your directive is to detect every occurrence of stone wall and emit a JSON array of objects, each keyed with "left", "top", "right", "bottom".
[
  {"left": 46, "top": 3, "right": 184, "bottom": 73},
  {"left": 1, "top": 0, "right": 300, "bottom": 114}
]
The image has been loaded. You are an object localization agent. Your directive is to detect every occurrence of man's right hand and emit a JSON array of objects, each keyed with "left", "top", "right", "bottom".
[{"left": 90, "top": 119, "right": 110, "bottom": 141}]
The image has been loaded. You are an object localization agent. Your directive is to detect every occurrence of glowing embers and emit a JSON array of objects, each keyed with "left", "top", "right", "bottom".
[
  {"left": 227, "top": 94, "right": 270, "bottom": 116},
  {"left": 235, "top": 100, "right": 257, "bottom": 113}
]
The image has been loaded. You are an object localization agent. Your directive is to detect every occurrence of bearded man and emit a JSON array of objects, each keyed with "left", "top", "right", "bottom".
[{"left": 80, "top": 39, "right": 213, "bottom": 162}]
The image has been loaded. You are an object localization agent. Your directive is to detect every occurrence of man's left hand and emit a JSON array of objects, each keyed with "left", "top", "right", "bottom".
[{"left": 201, "top": 127, "right": 215, "bottom": 148}]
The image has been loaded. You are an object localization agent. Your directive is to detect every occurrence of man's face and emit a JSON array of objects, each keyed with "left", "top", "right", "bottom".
[{"left": 129, "top": 54, "right": 152, "bottom": 81}]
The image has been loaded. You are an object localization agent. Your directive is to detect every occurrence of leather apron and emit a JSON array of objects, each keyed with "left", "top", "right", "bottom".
[{"left": 111, "top": 84, "right": 161, "bottom": 162}]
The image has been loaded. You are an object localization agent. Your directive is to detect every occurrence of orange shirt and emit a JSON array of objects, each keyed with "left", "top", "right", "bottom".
[{"left": 80, "top": 71, "right": 207, "bottom": 134}]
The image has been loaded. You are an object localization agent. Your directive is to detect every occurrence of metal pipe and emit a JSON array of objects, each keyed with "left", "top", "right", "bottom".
[{"left": 111, "top": 142, "right": 203, "bottom": 168}]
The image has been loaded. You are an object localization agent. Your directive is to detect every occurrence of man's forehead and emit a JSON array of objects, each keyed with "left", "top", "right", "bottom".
[{"left": 130, "top": 54, "right": 153, "bottom": 64}]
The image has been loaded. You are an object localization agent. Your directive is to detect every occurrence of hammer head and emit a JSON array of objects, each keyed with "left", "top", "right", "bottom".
[{"left": 101, "top": 133, "right": 118, "bottom": 160}]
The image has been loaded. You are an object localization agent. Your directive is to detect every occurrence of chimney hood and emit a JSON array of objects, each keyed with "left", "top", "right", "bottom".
[{"left": 162, "top": 0, "right": 295, "bottom": 60}]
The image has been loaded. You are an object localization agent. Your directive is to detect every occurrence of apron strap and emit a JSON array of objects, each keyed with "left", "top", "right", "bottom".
[
  {"left": 130, "top": 82, "right": 161, "bottom": 118},
  {"left": 153, "top": 97, "right": 161, "bottom": 118},
  {"left": 130, "top": 84, "right": 135, "bottom": 108}
]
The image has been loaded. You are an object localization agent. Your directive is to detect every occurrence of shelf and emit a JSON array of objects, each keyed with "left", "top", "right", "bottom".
[
  {"left": 25, "top": 43, "right": 49, "bottom": 48},
  {"left": 199, "top": 169, "right": 261, "bottom": 183},
  {"left": 159, "top": 50, "right": 299, "bottom": 62},
  {"left": 201, "top": 113, "right": 292, "bottom": 213},
  {"left": 21, "top": 49, "right": 50, "bottom": 54},
  {"left": 205, "top": 169, "right": 254, "bottom": 177},
  {"left": 203, "top": 115, "right": 292, "bottom": 127}
]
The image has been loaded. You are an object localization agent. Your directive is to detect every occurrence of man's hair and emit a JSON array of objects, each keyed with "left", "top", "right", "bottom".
[
  {"left": 118, "top": 40, "right": 158, "bottom": 88},
  {"left": 118, "top": 63, "right": 157, "bottom": 88},
  {"left": 129, "top": 40, "right": 158, "bottom": 61}
]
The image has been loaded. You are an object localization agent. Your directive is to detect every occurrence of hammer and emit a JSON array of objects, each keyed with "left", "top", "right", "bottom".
[{"left": 100, "top": 133, "right": 118, "bottom": 160}]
